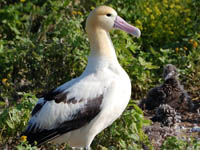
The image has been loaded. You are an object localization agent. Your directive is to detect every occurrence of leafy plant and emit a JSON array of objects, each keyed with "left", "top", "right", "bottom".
[
  {"left": 161, "top": 136, "right": 200, "bottom": 150},
  {"left": 16, "top": 139, "right": 38, "bottom": 150},
  {"left": 0, "top": 92, "right": 37, "bottom": 145}
]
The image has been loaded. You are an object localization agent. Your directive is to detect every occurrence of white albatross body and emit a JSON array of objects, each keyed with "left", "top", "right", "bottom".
[
  {"left": 22, "top": 6, "right": 141, "bottom": 149},
  {"left": 52, "top": 56, "right": 131, "bottom": 147}
]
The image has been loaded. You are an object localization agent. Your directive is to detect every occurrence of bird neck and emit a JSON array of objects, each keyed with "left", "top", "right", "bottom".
[{"left": 87, "top": 28, "right": 118, "bottom": 61}]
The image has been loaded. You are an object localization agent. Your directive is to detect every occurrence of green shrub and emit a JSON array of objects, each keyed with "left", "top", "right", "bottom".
[
  {"left": 161, "top": 136, "right": 200, "bottom": 150},
  {"left": 0, "top": 0, "right": 88, "bottom": 99},
  {"left": 0, "top": 92, "right": 37, "bottom": 145}
]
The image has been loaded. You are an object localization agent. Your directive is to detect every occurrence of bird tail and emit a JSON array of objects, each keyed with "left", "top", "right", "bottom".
[{"left": 21, "top": 127, "right": 60, "bottom": 146}]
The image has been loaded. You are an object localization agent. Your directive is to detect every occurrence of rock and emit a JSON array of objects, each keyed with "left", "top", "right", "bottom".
[
  {"left": 151, "top": 104, "right": 181, "bottom": 127},
  {"left": 143, "top": 124, "right": 178, "bottom": 149}
]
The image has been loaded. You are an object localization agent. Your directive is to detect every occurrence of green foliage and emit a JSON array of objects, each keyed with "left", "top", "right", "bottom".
[
  {"left": 16, "top": 140, "right": 38, "bottom": 150},
  {"left": 0, "top": 0, "right": 200, "bottom": 149},
  {"left": 0, "top": 0, "right": 88, "bottom": 99},
  {"left": 161, "top": 136, "right": 200, "bottom": 150},
  {"left": 93, "top": 104, "right": 152, "bottom": 149},
  {"left": 0, "top": 92, "right": 37, "bottom": 145},
  {"left": 105, "top": 0, "right": 199, "bottom": 48}
]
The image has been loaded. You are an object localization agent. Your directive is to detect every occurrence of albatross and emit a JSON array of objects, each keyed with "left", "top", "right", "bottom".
[{"left": 22, "top": 6, "right": 141, "bottom": 149}]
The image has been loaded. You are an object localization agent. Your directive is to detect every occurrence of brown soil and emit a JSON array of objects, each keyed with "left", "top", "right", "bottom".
[{"left": 142, "top": 99, "right": 200, "bottom": 150}]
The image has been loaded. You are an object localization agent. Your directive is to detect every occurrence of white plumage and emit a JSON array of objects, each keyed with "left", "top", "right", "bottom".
[{"left": 22, "top": 6, "right": 140, "bottom": 150}]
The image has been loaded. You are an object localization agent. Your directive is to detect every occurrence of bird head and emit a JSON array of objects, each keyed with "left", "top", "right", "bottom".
[
  {"left": 86, "top": 6, "right": 141, "bottom": 38},
  {"left": 163, "top": 64, "right": 178, "bottom": 80}
]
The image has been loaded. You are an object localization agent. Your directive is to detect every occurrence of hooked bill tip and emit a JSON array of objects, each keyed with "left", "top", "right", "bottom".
[
  {"left": 133, "top": 28, "right": 141, "bottom": 38},
  {"left": 114, "top": 16, "right": 141, "bottom": 38}
]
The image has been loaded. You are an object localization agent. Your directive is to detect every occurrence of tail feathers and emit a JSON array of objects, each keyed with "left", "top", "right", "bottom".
[
  {"left": 21, "top": 128, "right": 60, "bottom": 146},
  {"left": 21, "top": 120, "right": 83, "bottom": 146},
  {"left": 21, "top": 111, "right": 99, "bottom": 146}
]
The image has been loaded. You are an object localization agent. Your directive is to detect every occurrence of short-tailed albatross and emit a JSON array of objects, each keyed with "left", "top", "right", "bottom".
[{"left": 22, "top": 6, "right": 141, "bottom": 150}]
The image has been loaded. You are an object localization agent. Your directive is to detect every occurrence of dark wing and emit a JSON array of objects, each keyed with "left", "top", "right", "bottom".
[
  {"left": 145, "top": 86, "right": 166, "bottom": 110},
  {"left": 22, "top": 88, "right": 103, "bottom": 146}
]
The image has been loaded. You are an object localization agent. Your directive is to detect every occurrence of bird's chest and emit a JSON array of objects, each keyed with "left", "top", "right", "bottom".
[
  {"left": 162, "top": 84, "right": 181, "bottom": 103},
  {"left": 102, "top": 73, "right": 131, "bottom": 116}
]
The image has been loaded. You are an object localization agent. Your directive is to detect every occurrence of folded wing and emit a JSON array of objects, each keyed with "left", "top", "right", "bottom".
[{"left": 22, "top": 77, "right": 105, "bottom": 146}]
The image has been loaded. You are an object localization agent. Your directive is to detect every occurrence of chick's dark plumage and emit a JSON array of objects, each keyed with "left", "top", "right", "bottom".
[{"left": 139, "top": 64, "right": 193, "bottom": 112}]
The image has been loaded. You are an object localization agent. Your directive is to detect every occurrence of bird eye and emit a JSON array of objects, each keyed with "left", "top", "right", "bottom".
[{"left": 106, "top": 13, "right": 112, "bottom": 17}]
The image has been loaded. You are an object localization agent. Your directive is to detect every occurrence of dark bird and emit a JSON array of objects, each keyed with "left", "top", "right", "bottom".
[{"left": 139, "top": 64, "right": 194, "bottom": 112}]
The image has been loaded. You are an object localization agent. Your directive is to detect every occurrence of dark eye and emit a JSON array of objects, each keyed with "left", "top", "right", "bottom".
[{"left": 106, "top": 13, "right": 112, "bottom": 17}]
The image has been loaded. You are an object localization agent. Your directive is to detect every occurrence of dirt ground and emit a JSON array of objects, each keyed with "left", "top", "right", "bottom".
[{"left": 142, "top": 99, "right": 200, "bottom": 150}]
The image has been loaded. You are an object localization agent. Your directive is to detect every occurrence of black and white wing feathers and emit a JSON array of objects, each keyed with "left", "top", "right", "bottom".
[{"left": 22, "top": 80, "right": 104, "bottom": 146}]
